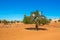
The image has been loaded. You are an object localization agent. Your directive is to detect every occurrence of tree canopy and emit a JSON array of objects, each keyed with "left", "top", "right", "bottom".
[{"left": 23, "top": 10, "right": 50, "bottom": 25}]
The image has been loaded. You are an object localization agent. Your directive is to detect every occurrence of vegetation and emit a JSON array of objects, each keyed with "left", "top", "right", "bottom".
[
  {"left": 2, "top": 20, "right": 9, "bottom": 24},
  {"left": 0, "top": 19, "right": 20, "bottom": 24},
  {"left": 0, "top": 10, "right": 51, "bottom": 25},
  {"left": 23, "top": 15, "right": 33, "bottom": 24},
  {"left": 58, "top": 20, "right": 60, "bottom": 22},
  {"left": 23, "top": 10, "right": 51, "bottom": 25}
]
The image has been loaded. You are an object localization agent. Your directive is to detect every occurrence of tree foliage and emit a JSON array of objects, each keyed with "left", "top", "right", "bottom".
[
  {"left": 23, "top": 15, "right": 33, "bottom": 24},
  {"left": 23, "top": 10, "right": 50, "bottom": 25}
]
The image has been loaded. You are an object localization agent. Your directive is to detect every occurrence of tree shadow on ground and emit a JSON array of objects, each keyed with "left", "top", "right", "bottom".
[{"left": 25, "top": 27, "right": 47, "bottom": 31}]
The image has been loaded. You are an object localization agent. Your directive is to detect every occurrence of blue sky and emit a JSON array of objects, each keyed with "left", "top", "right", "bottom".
[{"left": 0, "top": 0, "right": 60, "bottom": 21}]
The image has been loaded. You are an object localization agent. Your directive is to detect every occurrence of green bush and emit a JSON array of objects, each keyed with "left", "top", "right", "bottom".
[
  {"left": 2, "top": 20, "right": 9, "bottom": 24},
  {"left": 0, "top": 20, "right": 1, "bottom": 23}
]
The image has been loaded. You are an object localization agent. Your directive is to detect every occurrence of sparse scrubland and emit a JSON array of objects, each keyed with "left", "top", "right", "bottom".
[{"left": 0, "top": 10, "right": 60, "bottom": 40}]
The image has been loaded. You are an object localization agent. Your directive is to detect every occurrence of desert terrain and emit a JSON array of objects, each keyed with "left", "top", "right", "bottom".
[{"left": 0, "top": 22, "right": 60, "bottom": 40}]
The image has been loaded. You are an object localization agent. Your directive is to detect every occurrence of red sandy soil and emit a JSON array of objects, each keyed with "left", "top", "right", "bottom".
[{"left": 0, "top": 22, "right": 60, "bottom": 40}]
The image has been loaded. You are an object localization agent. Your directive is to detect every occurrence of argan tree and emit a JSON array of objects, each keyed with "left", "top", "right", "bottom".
[{"left": 23, "top": 10, "right": 50, "bottom": 30}]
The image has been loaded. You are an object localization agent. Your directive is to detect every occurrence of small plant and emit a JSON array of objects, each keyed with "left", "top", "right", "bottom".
[
  {"left": 58, "top": 20, "right": 60, "bottom": 22},
  {"left": 0, "top": 20, "right": 1, "bottom": 23},
  {"left": 54, "top": 21, "right": 57, "bottom": 23},
  {"left": 10, "top": 21, "right": 14, "bottom": 23},
  {"left": 2, "top": 20, "right": 8, "bottom": 25}
]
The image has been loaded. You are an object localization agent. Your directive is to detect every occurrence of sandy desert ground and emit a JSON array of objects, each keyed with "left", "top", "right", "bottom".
[{"left": 0, "top": 22, "right": 60, "bottom": 40}]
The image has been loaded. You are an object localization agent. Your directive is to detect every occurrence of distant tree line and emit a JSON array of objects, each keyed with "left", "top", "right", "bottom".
[{"left": 0, "top": 20, "right": 20, "bottom": 24}]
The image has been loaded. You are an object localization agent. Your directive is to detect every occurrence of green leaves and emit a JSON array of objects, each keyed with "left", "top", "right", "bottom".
[
  {"left": 23, "top": 10, "right": 50, "bottom": 25},
  {"left": 23, "top": 15, "right": 31, "bottom": 24}
]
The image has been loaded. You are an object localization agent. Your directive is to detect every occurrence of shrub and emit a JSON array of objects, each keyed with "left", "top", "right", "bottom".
[
  {"left": 2, "top": 20, "right": 8, "bottom": 24},
  {"left": 0, "top": 20, "right": 1, "bottom": 23},
  {"left": 58, "top": 20, "right": 60, "bottom": 22}
]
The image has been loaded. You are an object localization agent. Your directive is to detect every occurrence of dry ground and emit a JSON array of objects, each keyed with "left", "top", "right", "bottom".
[{"left": 0, "top": 22, "right": 60, "bottom": 40}]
